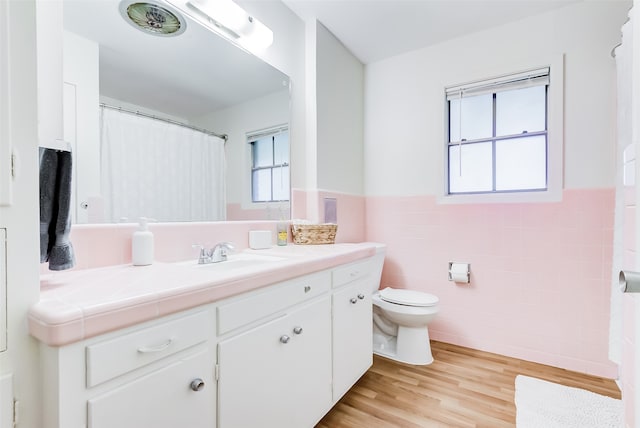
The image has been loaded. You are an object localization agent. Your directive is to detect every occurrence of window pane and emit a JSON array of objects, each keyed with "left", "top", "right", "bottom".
[
  {"left": 273, "top": 132, "right": 289, "bottom": 165},
  {"left": 495, "top": 135, "right": 546, "bottom": 191},
  {"left": 496, "top": 86, "right": 546, "bottom": 136},
  {"left": 272, "top": 165, "right": 290, "bottom": 201},
  {"left": 252, "top": 169, "right": 272, "bottom": 202},
  {"left": 449, "top": 94, "right": 492, "bottom": 142},
  {"left": 252, "top": 137, "right": 273, "bottom": 168},
  {"left": 448, "top": 142, "right": 493, "bottom": 193}
]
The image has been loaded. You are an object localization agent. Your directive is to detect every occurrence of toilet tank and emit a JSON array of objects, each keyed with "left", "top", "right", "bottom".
[{"left": 369, "top": 243, "right": 386, "bottom": 293}]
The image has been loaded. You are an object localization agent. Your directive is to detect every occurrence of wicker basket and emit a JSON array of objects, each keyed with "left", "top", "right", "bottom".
[{"left": 291, "top": 224, "right": 338, "bottom": 245}]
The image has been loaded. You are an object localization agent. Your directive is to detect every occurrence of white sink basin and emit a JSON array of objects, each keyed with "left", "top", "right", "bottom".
[{"left": 176, "top": 253, "right": 287, "bottom": 271}]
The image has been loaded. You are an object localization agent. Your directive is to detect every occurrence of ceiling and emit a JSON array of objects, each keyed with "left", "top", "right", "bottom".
[{"left": 282, "top": 0, "right": 581, "bottom": 64}]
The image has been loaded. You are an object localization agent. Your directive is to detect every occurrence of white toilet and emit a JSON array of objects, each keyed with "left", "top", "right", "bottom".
[{"left": 371, "top": 286, "right": 439, "bottom": 365}]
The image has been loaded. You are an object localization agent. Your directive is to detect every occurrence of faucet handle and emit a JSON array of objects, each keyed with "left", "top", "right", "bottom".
[{"left": 192, "top": 244, "right": 209, "bottom": 264}]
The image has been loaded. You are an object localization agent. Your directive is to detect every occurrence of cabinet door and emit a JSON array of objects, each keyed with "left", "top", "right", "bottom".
[
  {"left": 87, "top": 348, "right": 214, "bottom": 428},
  {"left": 218, "top": 296, "right": 332, "bottom": 428},
  {"left": 332, "top": 279, "right": 373, "bottom": 401}
]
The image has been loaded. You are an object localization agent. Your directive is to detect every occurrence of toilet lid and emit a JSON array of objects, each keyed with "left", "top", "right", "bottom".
[{"left": 379, "top": 287, "right": 439, "bottom": 307}]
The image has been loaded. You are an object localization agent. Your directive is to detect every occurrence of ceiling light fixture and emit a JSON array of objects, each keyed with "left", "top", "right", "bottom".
[
  {"left": 183, "top": 0, "right": 273, "bottom": 50},
  {"left": 120, "top": 1, "right": 187, "bottom": 37}
]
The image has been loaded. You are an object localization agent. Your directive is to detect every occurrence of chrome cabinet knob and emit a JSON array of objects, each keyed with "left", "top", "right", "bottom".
[
  {"left": 357, "top": 293, "right": 365, "bottom": 300},
  {"left": 293, "top": 326, "right": 303, "bottom": 335},
  {"left": 280, "top": 335, "right": 291, "bottom": 344},
  {"left": 350, "top": 297, "right": 357, "bottom": 304},
  {"left": 190, "top": 378, "right": 205, "bottom": 392}
]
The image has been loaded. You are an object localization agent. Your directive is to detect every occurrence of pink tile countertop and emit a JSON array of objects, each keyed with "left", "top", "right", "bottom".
[{"left": 29, "top": 243, "right": 378, "bottom": 347}]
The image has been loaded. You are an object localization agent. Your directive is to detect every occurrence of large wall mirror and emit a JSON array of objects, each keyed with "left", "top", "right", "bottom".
[{"left": 63, "top": 0, "right": 291, "bottom": 224}]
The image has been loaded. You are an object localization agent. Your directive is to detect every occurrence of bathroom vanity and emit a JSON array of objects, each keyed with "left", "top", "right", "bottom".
[{"left": 29, "top": 243, "right": 382, "bottom": 428}]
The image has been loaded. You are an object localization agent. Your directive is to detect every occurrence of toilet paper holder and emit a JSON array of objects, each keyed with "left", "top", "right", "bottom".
[
  {"left": 620, "top": 270, "right": 640, "bottom": 293},
  {"left": 448, "top": 262, "right": 470, "bottom": 283}
]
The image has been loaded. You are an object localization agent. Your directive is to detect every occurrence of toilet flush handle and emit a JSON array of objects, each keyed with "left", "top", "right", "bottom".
[{"left": 350, "top": 297, "right": 357, "bottom": 304}]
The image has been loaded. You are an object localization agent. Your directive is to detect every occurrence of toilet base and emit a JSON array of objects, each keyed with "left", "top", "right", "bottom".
[{"left": 372, "top": 326, "right": 433, "bottom": 365}]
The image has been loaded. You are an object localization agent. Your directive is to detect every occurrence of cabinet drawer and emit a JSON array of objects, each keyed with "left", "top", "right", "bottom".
[
  {"left": 217, "top": 270, "right": 330, "bottom": 335},
  {"left": 88, "top": 348, "right": 214, "bottom": 428},
  {"left": 332, "top": 258, "right": 374, "bottom": 288},
  {"left": 86, "top": 311, "right": 211, "bottom": 388}
]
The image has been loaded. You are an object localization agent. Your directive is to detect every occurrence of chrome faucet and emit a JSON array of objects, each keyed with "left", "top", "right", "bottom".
[
  {"left": 193, "top": 242, "right": 235, "bottom": 264},
  {"left": 210, "top": 241, "right": 235, "bottom": 262}
]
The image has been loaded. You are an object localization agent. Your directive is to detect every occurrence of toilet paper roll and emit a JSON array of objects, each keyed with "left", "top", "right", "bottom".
[{"left": 448, "top": 262, "right": 470, "bottom": 283}]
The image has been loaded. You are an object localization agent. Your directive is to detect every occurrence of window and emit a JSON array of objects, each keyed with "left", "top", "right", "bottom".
[
  {"left": 249, "top": 127, "right": 289, "bottom": 203},
  {"left": 446, "top": 68, "right": 549, "bottom": 195}
]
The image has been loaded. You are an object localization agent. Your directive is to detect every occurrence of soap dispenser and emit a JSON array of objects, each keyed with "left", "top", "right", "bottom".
[{"left": 132, "top": 217, "right": 154, "bottom": 266}]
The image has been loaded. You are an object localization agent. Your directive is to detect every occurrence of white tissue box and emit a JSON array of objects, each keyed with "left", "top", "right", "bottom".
[{"left": 249, "top": 230, "right": 272, "bottom": 249}]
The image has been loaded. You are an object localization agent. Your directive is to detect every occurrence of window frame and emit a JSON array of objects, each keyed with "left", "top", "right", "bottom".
[
  {"left": 447, "top": 86, "right": 549, "bottom": 195},
  {"left": 439, "top": 58, "right": 564, "bottom": 205},
  {"left": 248, "top": 125, "right": 290, "bottom": 204}
]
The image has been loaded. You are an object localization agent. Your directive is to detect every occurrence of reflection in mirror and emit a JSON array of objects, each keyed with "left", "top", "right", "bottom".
[{"left": 62, "top": 0, "right": 291, "bottom": 223}]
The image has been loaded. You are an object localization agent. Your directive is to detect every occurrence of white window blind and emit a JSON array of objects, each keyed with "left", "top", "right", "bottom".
[
  {"left": 446, "top": 67, "right": 550, "bottom": 100},
  {"left": 247, "top": 124, "right": 289, "bottom": 143}
]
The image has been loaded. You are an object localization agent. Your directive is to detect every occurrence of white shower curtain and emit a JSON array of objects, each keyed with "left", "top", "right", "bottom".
[{"left": 100, "top": 107, "right": 226, "bottom": 223}]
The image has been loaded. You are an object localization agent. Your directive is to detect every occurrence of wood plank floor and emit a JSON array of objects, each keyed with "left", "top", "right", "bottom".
[{"left": 316, "top": 341, "right": 621, "bottom": 428}]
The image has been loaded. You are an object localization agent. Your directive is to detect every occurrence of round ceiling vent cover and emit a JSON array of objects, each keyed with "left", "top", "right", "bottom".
[{"left": 120, "top": 2, "right": 186, "bottom": 36}]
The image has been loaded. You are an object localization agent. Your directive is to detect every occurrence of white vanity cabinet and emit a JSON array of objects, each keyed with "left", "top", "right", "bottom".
[
  {"left": 38, "top": 251, "right": 382, "bottom": 428},
  {"left": 331, "top": 258, "right": 375, "bottom": 400},
  {"left": 40, "top": 309, "right": 216, "bottom": 428}
]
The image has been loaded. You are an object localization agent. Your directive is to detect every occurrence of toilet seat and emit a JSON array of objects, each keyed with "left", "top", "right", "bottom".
[{"left": 379, "top": 287, "right": 439, "bottom": 307}]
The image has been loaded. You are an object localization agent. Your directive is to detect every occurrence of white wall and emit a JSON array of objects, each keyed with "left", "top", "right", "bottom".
[
  {"left": 63, "top": 31, "right": 99, "bottom": 224},
  {"left": 631, "top": 1, "right": 640, "bottom": 425},
  {"left": 0, "top": 1, "right": 43, "bottom": 427},
  {"left": 365, "top": 1, "right": 629, "bottom": 197},
  {"left": 316, "top": 22, "right": 365, "bottom": 195},
  {"left": 287, "top": 19, "right": 365, "bottom": 223}
]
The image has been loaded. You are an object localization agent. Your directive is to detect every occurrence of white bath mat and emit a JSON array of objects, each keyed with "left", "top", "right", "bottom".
[{"left": 515, "top": 375, "right": 622, "bottom": 428}]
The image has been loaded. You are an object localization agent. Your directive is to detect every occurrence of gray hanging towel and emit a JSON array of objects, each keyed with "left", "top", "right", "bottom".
[{"left": 39, "top": 147, "right": 75, "bottom": 270}]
